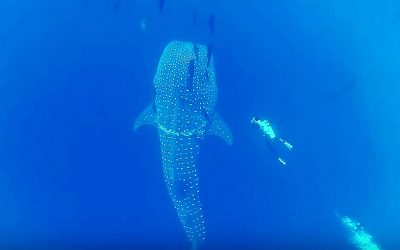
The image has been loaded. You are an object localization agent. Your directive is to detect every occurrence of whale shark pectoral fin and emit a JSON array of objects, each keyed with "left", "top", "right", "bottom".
[
  {"left": 205, "top": 113, "right": 233, "bottom": 146},
  {"left": 134, "top": 103, "right": 157, "bottom": 131}
]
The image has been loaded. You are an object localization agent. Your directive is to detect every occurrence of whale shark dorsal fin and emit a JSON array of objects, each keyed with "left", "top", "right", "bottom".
[
  {"left": 206, "top": 113, "right": 233, "bottom": 146},
  {"left": 134, "top": 102, "right": 157, "bottom": 131}
]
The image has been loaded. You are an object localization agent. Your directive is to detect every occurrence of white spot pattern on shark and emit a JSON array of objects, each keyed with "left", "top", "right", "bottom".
[{"left": 135, "top": 40, "right": 232, "bottom": 247}]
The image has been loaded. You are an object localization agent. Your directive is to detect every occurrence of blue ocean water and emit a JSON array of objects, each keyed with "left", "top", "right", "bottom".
[{"left": 1, "top": 0, "right": 400, "bottom": 249}]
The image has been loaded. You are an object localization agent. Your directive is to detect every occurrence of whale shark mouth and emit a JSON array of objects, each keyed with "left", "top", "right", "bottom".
[{"left": 134, "top": 40, "right": 233, "bottom": 246}]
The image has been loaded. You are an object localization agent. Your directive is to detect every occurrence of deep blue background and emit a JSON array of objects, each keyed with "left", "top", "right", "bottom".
[{"left": 1, "top": 0, "right": 400, "bottom": 249}]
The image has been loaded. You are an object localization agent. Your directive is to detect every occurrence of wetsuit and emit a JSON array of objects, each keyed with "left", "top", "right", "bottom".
[{"left": 251, "top": 117, "right": 293, "bottom": 166}]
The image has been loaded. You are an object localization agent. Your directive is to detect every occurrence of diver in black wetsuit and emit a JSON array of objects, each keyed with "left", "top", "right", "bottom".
[{"left": 251, "top": 116, "right": 293, "bottom": 166}]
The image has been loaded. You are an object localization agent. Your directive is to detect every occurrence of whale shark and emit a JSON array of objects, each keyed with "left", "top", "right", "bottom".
[{"left": 134, "top": 40, "right": 232, "bottom": 248}]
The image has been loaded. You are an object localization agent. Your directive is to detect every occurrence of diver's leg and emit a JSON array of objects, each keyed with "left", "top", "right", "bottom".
[
  {"left": 278, "top": 157, "right": 287, "bottom": 166},
  {"left": 267, "top": 140, "right": 288, "bottom": 166},
  {"left": 266, "top": 140, "right": 286, "bottom": 165},
  {"left": 278, "top": 138, "right": 293, "bottom": 150},
  {"left": 266, "top": 140, "right": 279, "bottom": 158}
]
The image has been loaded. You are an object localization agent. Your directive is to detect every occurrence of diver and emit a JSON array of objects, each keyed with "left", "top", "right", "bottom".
[{"left": 251, "top": 116, "right": 293, "bottom": 166}]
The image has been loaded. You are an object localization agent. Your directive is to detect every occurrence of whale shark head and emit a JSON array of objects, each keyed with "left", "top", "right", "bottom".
[
  {"left": 134, "top": 40, "right": 233, "bottom": 145},
  {"left": 153, "top": 41, "right": 218, "bottom": 136}
]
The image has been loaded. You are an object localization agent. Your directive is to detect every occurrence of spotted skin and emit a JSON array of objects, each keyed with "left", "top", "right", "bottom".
[{"left": 135, "top": 40, "right": 232, "bottom": 246}]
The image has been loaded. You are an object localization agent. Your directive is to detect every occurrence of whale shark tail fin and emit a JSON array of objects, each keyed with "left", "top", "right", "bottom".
[
  {"left": 206, "top": 113, "right": 233, "bottom": 146},
  {"left": 191, "top": 241, "right": 198, "bottom": 250},
  {"left": 134, "top": 102, "right": 157, "bottom": 131}
]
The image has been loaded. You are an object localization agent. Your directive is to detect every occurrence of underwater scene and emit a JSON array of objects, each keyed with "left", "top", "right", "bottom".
[{"left": 1, "top": 0, "right": 400, "bottom": 249}]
